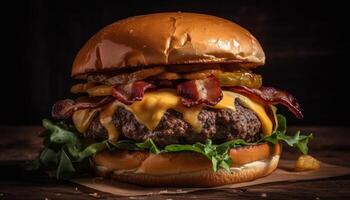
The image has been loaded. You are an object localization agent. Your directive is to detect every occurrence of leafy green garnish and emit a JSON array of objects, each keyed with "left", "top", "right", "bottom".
[
  {"left": 136, "top": 139, "right": 161, "bottom": 154},
  {"left": 57, "top": 150, "right": 75, "bottom": 179},
  {"left": 108, "top": 140, "right": 144, "bottom": 151},
  {"left": 277, "top": 114, "right": 287, "bottom": 133},
  {"left": 109, "top": 139, "right": 161, "bottom": 153},
  {"left": 262, "top": 114, "right": 313, "bottom": 154},
  {"left": 110, "top": 139, "right": 250, "bottom": 172},
  {"left": 165, "top": 139, "right": 251, "bottom": 172},
  {"left": 34, "top": 114, "right": 313, "bottom": 178},
  {"left": 39, "top": 148, "right": 58, "bottom": 166},
  {"left": 35, "top": 119, "right": 108, "bottom": 179}
]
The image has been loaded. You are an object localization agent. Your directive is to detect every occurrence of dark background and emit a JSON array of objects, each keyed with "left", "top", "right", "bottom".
[{"left": 2, "top": 0, "right": 349, "bottom": 126}]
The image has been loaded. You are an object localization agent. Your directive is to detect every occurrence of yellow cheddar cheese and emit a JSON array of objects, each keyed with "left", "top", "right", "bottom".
[{"left": 73, "top": 89, "right": 275, "bottom": 140}]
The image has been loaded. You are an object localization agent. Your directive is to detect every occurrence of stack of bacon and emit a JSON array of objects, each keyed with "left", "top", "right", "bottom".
[{"left": 52, "top": 66, "right": 303, "bottom": 120}]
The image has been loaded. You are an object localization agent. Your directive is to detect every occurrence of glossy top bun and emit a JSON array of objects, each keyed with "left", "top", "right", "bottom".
[{"left": 72, "top": 12, "right": 265, "bottom": 78}]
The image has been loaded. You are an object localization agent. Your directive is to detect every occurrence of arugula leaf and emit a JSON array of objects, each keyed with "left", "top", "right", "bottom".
[
  {"left": 296, "top": 133, "right": 313, "bottom": 154},
  {"left": 109, "top": 140, "right": 143, "bottom": 150},
  {"left": 165, "top": 143, "right": 204, "bottom": 154},
  {"left": 57, "top": 150, "right": 75, "bottom": 179},
  {"left": 165, "top": 140, "right": 227, "bottom": 171},
  {"left": 34, "top": 119, "right": 108, "bottom": 179},
  {"left": 165, "top": 139, "right": 251, "bottom": 172},
  {"left": 77, "top": 142, "right": 108, "bottom": 161},
  {"left": 264, "top": 131, "right": 312, "bottom": 154},
  {"left": 276, "top": 114, "right": 287, "bottom": 133},
  {"left": 136, "top": 139, "right": 161, "bottom": 154},
  {"left": 39, "top": 148, "right": 58, "bottom": 166},
  {"left": 42, "top": 119, "right": 82, "bottom": 159},
  {"left": 43, "top": 119, "right": 80, "bottom": 146},
  {"left": 109, "top": 139, "right": 163, "bottom": 153},
  {"left": 216, "top": 139, "right": 252, "bottom": 153},
  {"left": 263, "top": 115, "right": 313, "bottom": 154},
  {"left": 110, "top": 139, "right": 162, "bottom": 154}
]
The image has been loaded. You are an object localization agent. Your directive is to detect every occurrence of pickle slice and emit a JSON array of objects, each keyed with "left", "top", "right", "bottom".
[
  {"left": 183, "top": 68, "right": 262, "bottom": 88},
  {"left": 218, "top": 71, "right": 262, "bottom": 88}
]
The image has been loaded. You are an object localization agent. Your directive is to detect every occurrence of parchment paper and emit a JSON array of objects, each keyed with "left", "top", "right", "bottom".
[{"left": 72, "top": 160, "right": 350, "bottom": 196}]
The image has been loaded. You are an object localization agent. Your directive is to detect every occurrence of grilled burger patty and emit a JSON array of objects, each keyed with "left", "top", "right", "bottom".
[{"left": 86, "top": 101, "right": 262, "bottom": 146}]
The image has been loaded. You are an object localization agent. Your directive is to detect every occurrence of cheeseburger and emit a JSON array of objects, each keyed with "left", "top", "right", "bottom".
[{"left": 36, "top": 13, "right": 312, "bottom": 187}]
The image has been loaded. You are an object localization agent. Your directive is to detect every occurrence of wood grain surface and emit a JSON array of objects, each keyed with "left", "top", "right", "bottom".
[{"left": 0, "top": 126, "right": 349, "bottom": 199}]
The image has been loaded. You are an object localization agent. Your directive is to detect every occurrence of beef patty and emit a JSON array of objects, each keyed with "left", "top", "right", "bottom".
[{"left": 85, "top": 101, "right": 262, "bottom": 146}]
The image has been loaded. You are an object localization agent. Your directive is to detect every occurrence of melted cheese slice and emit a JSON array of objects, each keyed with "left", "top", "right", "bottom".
[
  {"left": 128, "top": 89, "right": 273, "bottom": 136},
  {"left": 73, "top": 89, "right": 274, "bottom": 140},
  {"left": 72, "top": 108, "right": 99, "bottom": 133},
  {"left": 99, "top": 102, "right": 120, "bottom": 140},
  {"left": 127, "top": 90, "right": 203, "bottom": 132},
  {"left": 216, "top": 91, "right": 273, "bottom": 135}
]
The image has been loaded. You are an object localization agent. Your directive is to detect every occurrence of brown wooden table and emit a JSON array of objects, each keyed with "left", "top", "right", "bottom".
[{"left": 0, "top": 126, "right": 349, "bottom": 199}]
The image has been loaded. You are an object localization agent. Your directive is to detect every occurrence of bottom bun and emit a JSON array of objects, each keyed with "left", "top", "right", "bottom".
[{"left": 91, "top": 143, "right": 281, "bottom": 187}]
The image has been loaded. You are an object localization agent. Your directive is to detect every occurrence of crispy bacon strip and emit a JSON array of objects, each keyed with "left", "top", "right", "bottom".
[
  {"left": 177, "top": 75, "right": 223, "bottom": 107},
  {"left": 51, "top": 96, "right": 114, "bottom": 119},
  {"left": 227, "top": 86, "right": 303, "bottom": 119},
  {"left": 111, "top": 81, "right": 155, "bottom": 105}
]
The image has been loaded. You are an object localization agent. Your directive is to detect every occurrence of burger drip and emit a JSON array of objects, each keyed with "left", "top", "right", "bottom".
[
  {"left": 126, "top": 89, "right": 204, "bottom": 133},
  {"left": 99, "top": 101, "right": 120, "bottom": 140},
  {"left": 72, "top": 108, "right": 99, "bottom": 133}
]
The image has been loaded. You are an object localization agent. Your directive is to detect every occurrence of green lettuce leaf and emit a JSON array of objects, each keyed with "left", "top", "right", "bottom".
[
  {"left": 277, "top": 114, "right": 287, "bottom": 133},
  {"left": 35, "top": 119, "right": 108, "bottom": 179},
  {"left": 165, "top": 140, "right": 230, "bottom": 172},
  {"left": 263, "top": 115, "right": 313, "bottom": 154},
  {"left": 136, "top": 139, "right": 161, "bottom": 154},
  {"left": 165, "top": 139, "right": 251, "bottom": 172},
  {"left": 109, "top": 139, "right": 161, "bottom": 154},
  {"left": 57, "top": 150, "right": 75, "bottom": 179},
  {"left": 39, "top": 148, "right": 58, "bottom": 166},
  {"left": 77, "top": 142, "right": 109, "bottom": 161},
  {"left": 108, "top": 140, "right": 143, "bottom": 151}
]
